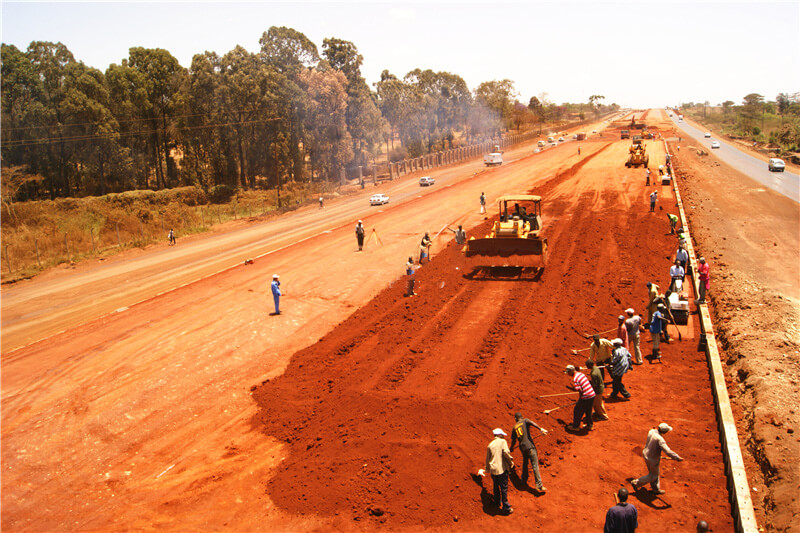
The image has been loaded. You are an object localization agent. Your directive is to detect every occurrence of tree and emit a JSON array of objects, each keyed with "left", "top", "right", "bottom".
[
  {"left": 776, "top": 93, "right": 790, "bottom": 115},
  {"left": 474, "top": 79, "right": 516, "bottom": 135},
  {"left": 742, "top": 93, "right": 764, "bottom": 134},
  {"left": 721, "top": 100, "right": 735, "bottom": 114},
  {"left": 588, "top": 95, "right": 605, "bottom": 118}
]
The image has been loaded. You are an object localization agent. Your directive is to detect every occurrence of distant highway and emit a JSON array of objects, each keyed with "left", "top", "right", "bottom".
[{"left": 669, "top": 115, "right": 799, "bottom": 203}]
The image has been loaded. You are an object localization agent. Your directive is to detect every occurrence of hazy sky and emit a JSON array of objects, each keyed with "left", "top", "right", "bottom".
[{"left": 2, "top": 1, "right": 799, "bottom": 108}]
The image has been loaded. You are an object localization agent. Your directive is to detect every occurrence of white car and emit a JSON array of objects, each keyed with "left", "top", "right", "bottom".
[
  {"left": 419, "top": 176, "right": 435, "bottom": 186},
  {"left": 369, "top": 193, "right": 389, "bottom": 206},
  {"left": 704, "top": 132, "right": 711, "bottom": 138},
  {"left": 591, "top": 129, "right": 597, "bottom": 133},
  {"left": 558, "top": 137, "right": 565, "bottom": 142},
  {"left": 710, "top": 141, "right": 720, "bottom": 149},
  {"left": 768, "top": 158, "right": 785, "bottom": 172}
]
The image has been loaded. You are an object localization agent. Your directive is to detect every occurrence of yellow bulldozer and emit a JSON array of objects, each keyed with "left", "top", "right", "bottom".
[
  {"left": 625, "top": 135, "right": 649, "bottom": 168},
  {"left": 465, "top": 195, "right": 547, "bottom": 271}
]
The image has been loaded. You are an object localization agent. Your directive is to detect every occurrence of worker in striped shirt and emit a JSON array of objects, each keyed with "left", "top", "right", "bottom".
[{"left": 564, "top": 364, "right": 596, "bottom": 432}]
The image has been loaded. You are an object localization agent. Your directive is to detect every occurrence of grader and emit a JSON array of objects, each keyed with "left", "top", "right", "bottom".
[
  {"left": 465, "top": 195, "right": 547, "bottom": 271},
  {"left": 625, "top": 135, "right": 649, "bottom": 168}
]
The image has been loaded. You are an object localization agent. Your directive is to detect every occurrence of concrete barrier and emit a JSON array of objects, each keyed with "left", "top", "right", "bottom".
[{"left": 666, "top": 140, "right": 759, "bottom": 533}]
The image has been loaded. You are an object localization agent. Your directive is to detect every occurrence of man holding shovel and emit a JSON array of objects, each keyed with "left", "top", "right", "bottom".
[
  {"left": 565, "top": 364, "right": 596, "bottom": 432},
  {"left": 590, "top": 334, "right": 614, "bottom": 379},
  {"left": 510, "top": 412, "right": 548, "bottom": 493}
]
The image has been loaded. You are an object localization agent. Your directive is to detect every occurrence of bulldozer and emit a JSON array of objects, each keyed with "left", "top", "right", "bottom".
[
  {"left": 625, "top": 135, "right": 649, "bottom": 168},
  {"left": 465, "top": 195, "right": 547, "bottom": 272}
]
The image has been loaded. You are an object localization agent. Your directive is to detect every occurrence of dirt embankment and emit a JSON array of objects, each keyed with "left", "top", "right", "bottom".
[
  {"left": 251, "top": 149, "right": 735, "bottom": 531},
  {"left": 670, "top": 139, "right": 800, "bottom": 532}
]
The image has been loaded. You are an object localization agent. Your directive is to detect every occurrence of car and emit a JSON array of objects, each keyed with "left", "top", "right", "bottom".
[
  {"left": 537, "top": 140, "right": 546, "bottom": 147},
  {"left": 768, "top": 158, "right": 786, "bottom": 172},
  {"left": 369, "top": 193, "right": 389, "bottom": 205},
  {"left": 704, "top": 132, "right": 711, "bottom": 138},
  {"left": 591, "top": 129, "right": 597, "bottom": 133},
  {"left": 710, "top": 141, "right": 720, "bottom": 149},
  {"left": 558, "top": 137, "right": 564, "bottom": 142},
  {"left": 572, "top": 134, "right": 578, "bottom": 140},
  {"left": 419, "top": 176, "right": 435, "bottom": 186}
]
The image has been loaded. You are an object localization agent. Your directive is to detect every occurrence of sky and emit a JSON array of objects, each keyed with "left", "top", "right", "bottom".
[{"left": 2, "top": 1, "right": 799, "bottom": 109}]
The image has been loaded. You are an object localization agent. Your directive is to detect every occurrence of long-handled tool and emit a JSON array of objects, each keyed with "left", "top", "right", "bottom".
[
  {"left": 576, "top": 326, "right": 616, "bottom": 339},
  {"left": 538, "top": 391, "right": 579, "bottom": 399},
  {"left": 544, "top": 401, "right": 577, "bottom": 415},
  {"left": 663, "top": 305, "right": 682, "bottom": 341},
  {"left": 571, "top": 346, "right": 591, "bottom": 355}
]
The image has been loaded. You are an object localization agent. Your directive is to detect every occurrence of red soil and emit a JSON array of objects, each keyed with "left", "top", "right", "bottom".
[{"left": 252, "top": 151, "right": 735, "bottom": 531}]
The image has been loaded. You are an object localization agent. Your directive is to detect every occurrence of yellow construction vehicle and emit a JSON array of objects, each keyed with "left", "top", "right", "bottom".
[
  {"left": 625, "top": 135, "right": 649, "bottom": 168},
  {"left": 465, "top": 195, "right": 547, "bottom": 270}
]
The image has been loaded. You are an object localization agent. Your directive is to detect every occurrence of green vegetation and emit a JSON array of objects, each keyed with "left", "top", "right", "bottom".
[
  {"left": 681, "top": 93, "right": 800, "bottom": 153},
  {"left": 2, "top": 29, "right": 618, "bottom": 202},
  {"left": 0, "top": 182, "right": 337, "bottom": 283}
]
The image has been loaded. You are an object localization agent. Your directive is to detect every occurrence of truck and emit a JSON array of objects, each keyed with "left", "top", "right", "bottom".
[
  {"left": 678, "top": 115, "right": 683, "bottom": 121},
  {"left": 620, "top": 130, "right": 630, "bottom": 139},
  {"left": 483, "top": 144, "right": 503, "bottom": 166},
  {"left": 576, "top": 132, "right": 586, "bottom": 141}
]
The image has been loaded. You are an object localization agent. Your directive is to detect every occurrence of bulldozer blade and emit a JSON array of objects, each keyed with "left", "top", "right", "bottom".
[{"left": 467, "top": 237, "right": 546, "bottom": 257}]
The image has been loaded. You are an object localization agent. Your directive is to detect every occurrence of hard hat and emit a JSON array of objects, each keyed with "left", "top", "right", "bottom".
[{"left": 273, "top": 274, "right": 279, "bottom": 279}]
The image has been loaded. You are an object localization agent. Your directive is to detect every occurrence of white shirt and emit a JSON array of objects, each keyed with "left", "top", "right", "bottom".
[{"left": 670, "top": 265, "right": 684, "bottom": 278}]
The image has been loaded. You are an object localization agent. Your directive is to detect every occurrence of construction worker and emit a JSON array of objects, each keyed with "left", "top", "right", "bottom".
[
  {"left": 510, "top": 413, "right": 548, "bottom": 493},
  {"left": 609, "top": 339, "right": 633, "bottom": 400},
  {"left": 448, "top": 225, "right": 466, "bottom": 246},
  {"left": 405, "top": 257, "right": 417, "bottom": 297},
  {"left": 270, "top": 274, "right": 282, "bottom": 315},
  {"left": 355, "top": 220, "right": 365, "bottom": 251},
  {"left": 669, "top": 260, "right": 685, "bottom": 293},
  {"left": 631, "top": 423, "right": 684, "bottom": 495},
  {"left": 667, "top": 213, "right": 679, "bottom": 234},
  {"left": 565, "top": 364, "right": 595, "bottom": 432},
  {"left": 479, "top": 192, "right": 486, "bottom": 214},
  {"left": 646, "top": 282, "right": 659, "bottom": 326},
  {"left": 479, "top": 428, "right": 514, "bottom": 515},
  {"left": 168, "top": 228, "right": 176, "bottom": 246},
  {"left": 696, "top": 257, "right": 710, "bottom": 304},
  {"left": 649, "top": 190, "right": 658, "bottom": 212},
  {"left": 649, "top": 304, "right": 671, "bottom": 360},
  {"left": 645, "top": 168, "right": 651, "bottom": 186},
  {"left": 589, "top": 334, "right": 614, "bottom": 379},
  {"left": 604, "top": 488, "right": 638, "bottom": 533},
  {"left": 675, "top": 245, "right": 689, "bottom": 277},
  {"left": 586, "top": 359, "right": 608, "bottom": 421},
  {"left": 319, "top": 196, "right": 324, "bottom": 208},
  {"left": 625, "top": 308, "right": 644, "bottom": 365},
  {"left": 419, "top": 233, "right": 432, "bottom": 264},
  {"left": 616, "top": 315, "right": 629, "bottom": 351}
]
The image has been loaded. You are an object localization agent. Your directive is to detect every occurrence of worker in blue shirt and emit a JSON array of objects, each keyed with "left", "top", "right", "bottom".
[{"left": 271, "top": 274, "right": 282, "bottom": 315}]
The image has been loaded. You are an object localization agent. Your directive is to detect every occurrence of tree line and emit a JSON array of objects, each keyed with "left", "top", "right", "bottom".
[
  {"left": 681, "top": 92, "right": 800, "bottom": 150},
  {"left": 2, "top": 27, "right": 618, "bottom": 201}
]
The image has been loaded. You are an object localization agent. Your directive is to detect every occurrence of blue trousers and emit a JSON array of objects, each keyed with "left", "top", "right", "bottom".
[
  {"left": 273, "top": 294, "right": 280, "bottom": 314},
  {"left": 491, "top": 472, "right": 510, "bottom": 510}
]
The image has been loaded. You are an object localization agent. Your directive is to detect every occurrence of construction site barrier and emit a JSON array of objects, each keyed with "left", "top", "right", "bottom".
[{"left": 666, "top": 140, "right": 759, "bottom": 533}]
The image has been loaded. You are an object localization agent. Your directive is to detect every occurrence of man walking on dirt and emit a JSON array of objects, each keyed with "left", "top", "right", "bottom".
[
  {"left": 168, "top": 228, "right": 176, "bottom": 246},
  {"left": 355, "top": 220, "right": 365, "bottom": 251},
  {"left": 649, "top": 190, "right": 658, "bottom": 212},
  {"left": 479, "top": 428, "right": 515, "bottom": 514},
  {"left": 696, "top": 257, "right": 710, "bottom": 304},
  {"left": 631, "top": 423, "right": 684, "bottom": 494},
  {"left": 405, "top": 257, "right": 417, "bottom": 297},
  {"left": 604, "top": 488, "right": 638, "bottom": 532},
  {"left": 646, "top": 168, "right": 651, "bottom": 186},
  {"left": 480, "top": 192, "right": 486, "bottom": 214},
  {"left": 565, "top": 364, "right": 595, "bottom": 432},
  {"left": 675, "top": 245, "right": 689, "bottom": 277},
  {"left": 625, "top": 308, "right": 644, "bottom": 365},
  {"left": 609, "top": 338, "right": 633, "bottom": 400},
  {"left": 510, "top": 412, "right": 548, "bottom": 493},
  {"left": 270, "top": 274, "right": 282, "bottom": 315}
]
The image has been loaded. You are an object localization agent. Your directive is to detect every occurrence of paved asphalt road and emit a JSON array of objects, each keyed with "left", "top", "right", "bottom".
[{"left": 669, "top": 115, "right": 799, "bottom": 203}]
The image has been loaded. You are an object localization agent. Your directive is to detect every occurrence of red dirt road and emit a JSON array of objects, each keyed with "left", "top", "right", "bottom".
[{"left": 3, "top": 117, "right": 735, "bottom": 531}]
